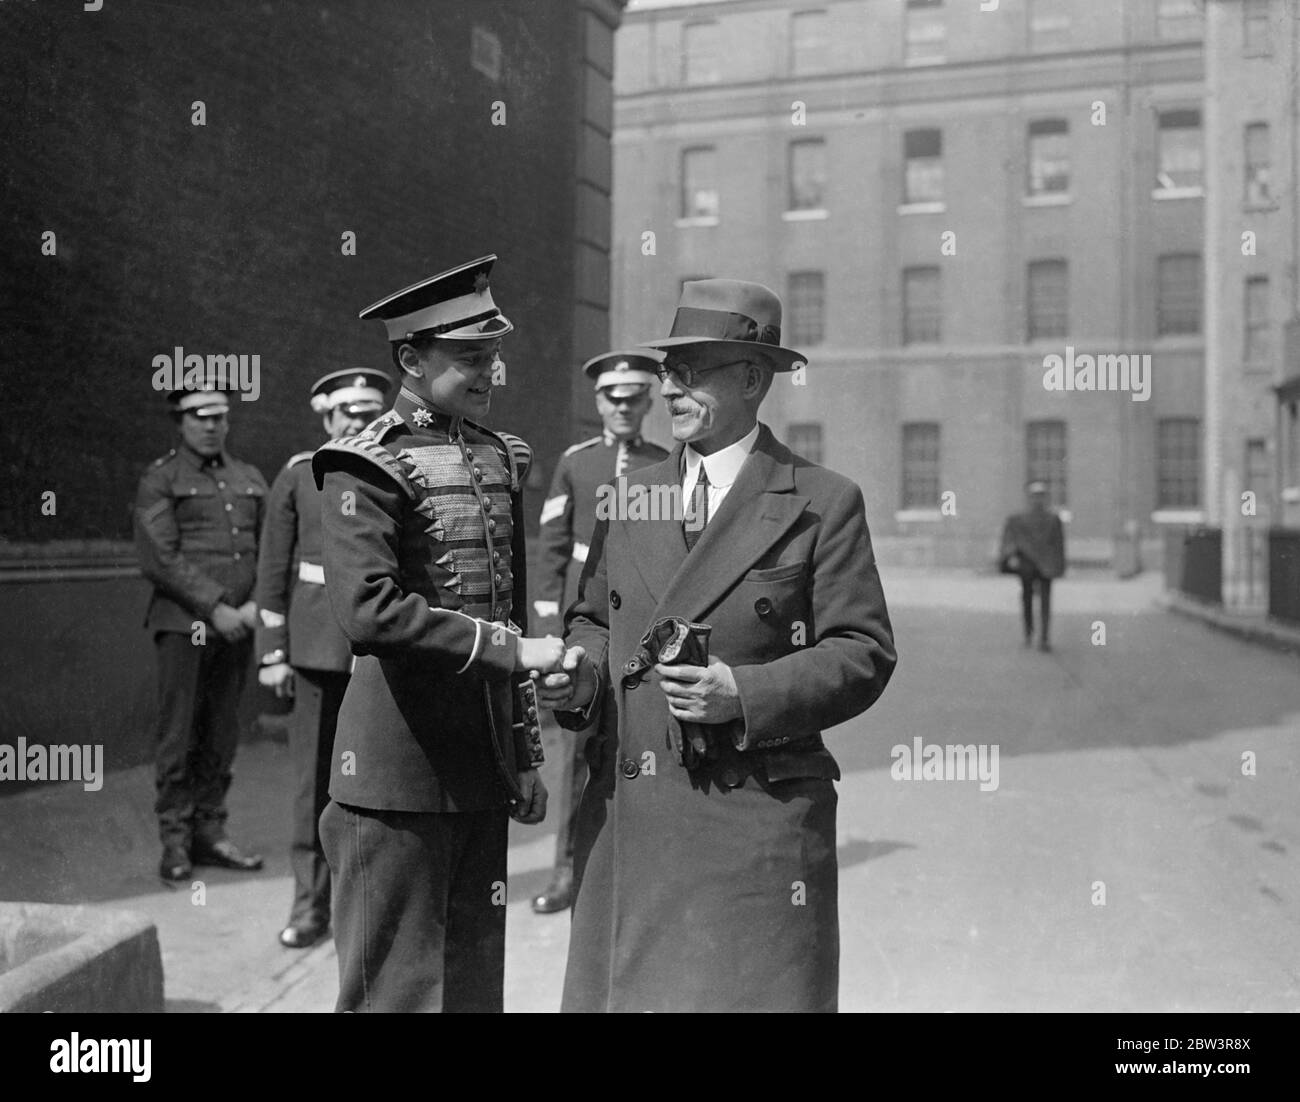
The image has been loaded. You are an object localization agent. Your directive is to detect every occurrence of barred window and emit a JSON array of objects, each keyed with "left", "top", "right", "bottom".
[
  {"left": 1157, "top": 418, "right": 1200, "bottom": 509},
  {"left": 1027, "top": 260, "right": 1069, "bottom": 340},
  {"left": 683, "top": 21, "right": 719, "bottom": 84},
  {"left": 1157, "top": 253, "right": 1201, "bottom": 335},
  {"left": 1157, "top": 109, "right": 1202, "bottom": 191},
  {"left": 787, "top": 271, "right": 825, "bottom": 346},
  {"left": 902, "top": 266, "right": 941, "bottom": 345},
  {"left": 1244, "top": 276, "right": 1271, "bottom": 365},
  {"left": 902, "top": 423, "right": 940, "bottom": 509},
  {"left": 1029, "top": 0, "right": 1071, "bottom": 49},
  {"left": 1157, "top": 0, "right": 1203, "bottom": 40},
  {"left": 788, "top": 422, "right": 824, "bottom": 464},
  {"left": 904, "top": 128, "right": 943, "bottom": 204},
  {"left": 680, "top": 147, "right": 718, "bottom": 220},
  {"left": 789, "top": 139, "right": 826, "bottom": 211},
  {"left": 1028, "top": 119, "right": 1070, "bottom": 195},
  {"left": 791, "top": 10, "right": 828, "bottom": 75},
  {"left": 1244, "top": 123, "right": 1271, "bottom": 206},
  {"left": 905, "top": 0, "right": 945, "bottom": 65},
  {"left": 1026, "top": 421, "right": 1067, "bottom": 507},
  {"left": 1244, "top": 0, "right": 1272, "bottom": 53}
]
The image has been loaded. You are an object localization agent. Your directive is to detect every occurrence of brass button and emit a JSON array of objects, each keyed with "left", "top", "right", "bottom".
[
  {"left": 494, "top": 573, "right": 502, "bottom": 584},
  {"left": 493, "top": 551, "right": 501, "bottom": 563},
  {"left": 621, "top": 759, "right": 640, "bottom": 780},
  {"left": 217, "top": 481, "right": 226, "bottom": 489},
  {"left": 609, "top": 590, "right": 621, "bottom": 610},
  {"left": 473, "top": 467, "right": 483, "bottom": 480},
  {"left": 225, "top": 503, "right": 233, "bottom": 512},
  {"left": 754, "top": 597, "right": 773, "bottom": 617},
  {"left": 231, "top": 527, "right": 238, "bottom": 535},
  {"left": 721, "top": 768, "right": 741, "bottom": 788},
  {"left": 483, "top": 500, "right": 492, "bottom": 513},
  {"left": 233, "top": 552, "right": 241, "bottom": 560},
  {"left": 488, "top": 518, "right": 497, "bottom": 531}
]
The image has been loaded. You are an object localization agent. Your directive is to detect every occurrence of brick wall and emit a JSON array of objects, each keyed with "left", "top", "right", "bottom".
[{"left": 0, "top": 0, "right": 603, "bottom": 543}]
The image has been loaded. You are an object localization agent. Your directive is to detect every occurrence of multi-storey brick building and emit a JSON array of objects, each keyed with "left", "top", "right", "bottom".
[
  {"left": 1202, "top": 0, "right": 1298, "bottom": 609},
  {"left": 612, "top": 0, "right": 1214, "bottom": 567}
]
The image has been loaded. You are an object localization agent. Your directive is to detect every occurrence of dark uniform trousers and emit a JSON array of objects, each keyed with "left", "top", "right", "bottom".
[
  {"left": 319, "top": 800, "right": 508, "bottom": 1013},
  {"left": 153, "top": 630, "right": 252, "bottom": 848},
  {"left": 287, "top": 669, "right": 348, "bottom": 926}
]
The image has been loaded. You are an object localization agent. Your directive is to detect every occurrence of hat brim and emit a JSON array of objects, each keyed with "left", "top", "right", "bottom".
[
  {"left": 640, "top": 337, "right": 804, "bottom": 373},
  {"left": 599, "top": 383, "right": 653, "bottom": 399},
  {"left": 425, "top": 314, "right": 513, "bottom": 341}
]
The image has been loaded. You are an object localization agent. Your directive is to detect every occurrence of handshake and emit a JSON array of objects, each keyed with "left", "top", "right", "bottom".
[{"left": 513, "top": 636, "right": 598, "bottom": 712}]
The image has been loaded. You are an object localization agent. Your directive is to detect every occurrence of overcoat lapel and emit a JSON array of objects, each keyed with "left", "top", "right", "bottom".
[{"left": 622, "top": 425, "right": 808, "bottom": 625}]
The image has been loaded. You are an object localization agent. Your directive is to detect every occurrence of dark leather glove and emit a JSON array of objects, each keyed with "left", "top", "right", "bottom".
[{"left": 623, "top": 615, "right": 713, "bottom": 768}]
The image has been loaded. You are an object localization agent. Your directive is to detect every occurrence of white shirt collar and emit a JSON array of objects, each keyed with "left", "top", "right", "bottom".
[{"left": 684, "top": 422, "right": 761, "bottom": 489}]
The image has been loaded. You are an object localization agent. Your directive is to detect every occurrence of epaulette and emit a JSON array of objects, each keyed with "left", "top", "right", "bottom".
[
  {"left": 311, "top": 410, "right": 412, "bottom": 495},
  {"left": 150, "top": 449, "right": 178, "bottom": 469},
  {"left": 286, "top": 451, "right": 314, "bottom": 469},
  {"left": 563, "top": 436, "right": 602, "bottom": 458},
  {"left": 465, "top": 419, "right": 532, "bottom": 492}
]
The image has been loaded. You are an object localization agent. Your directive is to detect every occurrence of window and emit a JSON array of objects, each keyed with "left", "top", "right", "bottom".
[
  {"left": 1026, "top": 421, "right": 1067, "bottom": 507},
  {"left": 1245, "top": 276, "right": 1271, "bottom": 365},
  {"left": 789, "top": 139, "right": 826, "bottom": 211},
  {"left": 1027, "top": 260, "right": 1069, "bottom": 341},
  {"left": 1157, "top": 253, "right": 1201, "bottom": 335},
  {"left": 902, "top": 267, "right": 941, "bottom": 345},
  {"left": 682, "top": 21, "right": 719, "bottom": 84},
  {"left": 1245, "top": 123, "right": 1272, "bottom": 206},
  {"left": 470, "top": 26, "right": 502, "bottom": 81},
  {"left": 901, "top": 423, "right": 940, "bottom": 509},
  {"left": 1245, "top": 438, "right": 1270, "bottom": 501},
  {"left": 903, "top": 129, "right": 944, "bottom": 205},
  {"left": 905, "top": 0, "right": 945, "bottom": 65},
  {"left": 791, "top": 10, "right": 827, "bottom": 75},
  {"left": 1244, "top": 0, "right": 1272, "bottom": 53},
  {"left": 1156, "top": 418, "right": 1200, "bottom": 509},
  {"left": 1029, "top": 0, "right": 1072, "bottom": 49},
  {"left": 787, "top": 272, "right": 825, "bottom": 346},
  {"left": 1156, "top": 109, "right": 1202, "bottom": 192},
  {"left": 788, "top": 423, "right": 824, "bottom": 464},
  {"left": 1027, "top": 119, "right": 1070, "bottom": 196},
  {"left": 680, "top": 147, "right": 718, "bottom": 221},
  {"left": 1156, "top": 0, "right": 1203, "bottom": 40}
]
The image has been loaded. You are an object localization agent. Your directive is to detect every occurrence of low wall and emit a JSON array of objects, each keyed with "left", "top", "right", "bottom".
[{"left": 0, "top": 903, "right": 163, "bottom": 1013}]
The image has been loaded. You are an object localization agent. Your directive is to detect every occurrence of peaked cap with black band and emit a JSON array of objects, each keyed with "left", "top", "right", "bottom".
[{"left": 640, "top": 278, "right": 805, "bottom": 373}]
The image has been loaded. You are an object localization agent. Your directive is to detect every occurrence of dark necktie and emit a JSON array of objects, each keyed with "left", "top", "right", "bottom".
[{"left": 684, "top": 465, "right": 709, "bottom": 551}]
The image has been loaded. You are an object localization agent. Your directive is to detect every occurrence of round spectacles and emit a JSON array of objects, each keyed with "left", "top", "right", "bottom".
[{"left": 655, "top": 358, "right": 751, "bottom": 388}]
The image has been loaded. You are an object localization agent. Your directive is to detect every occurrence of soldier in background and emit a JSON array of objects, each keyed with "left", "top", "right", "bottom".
[
  {"left": 255, "top": 368, "right": 392, "bottom": 949},
  {"left": 134, "top": 388, "right": 268, "bottom": 882},
  {"left": 530, "top": 351, "right": 668, "bottom": 914}
]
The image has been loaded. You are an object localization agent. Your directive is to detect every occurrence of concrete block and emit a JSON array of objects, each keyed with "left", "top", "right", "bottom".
[{"left": 0, "top": 903, "right": 163, "bottom": 1013}]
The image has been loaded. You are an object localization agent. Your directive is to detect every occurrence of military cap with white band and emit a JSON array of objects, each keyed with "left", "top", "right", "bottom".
[
  {"left": 359, "top": 255, "right": 513, "bottom": 343},
  {"left": 309, "top": 368, "right": 394, "bottom": 414},
  {"left": 167, "top": 390, "right": 231, "bottom": 417},
  {"left": 582, "top": 349, "right": 664, "bottom": 398}
]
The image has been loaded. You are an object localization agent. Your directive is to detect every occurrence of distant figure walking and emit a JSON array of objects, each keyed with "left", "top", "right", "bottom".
[{"left": 1000, "top": 481, "right": 1065, "bottom": 651}]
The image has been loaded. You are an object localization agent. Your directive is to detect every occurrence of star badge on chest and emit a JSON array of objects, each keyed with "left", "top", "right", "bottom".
[{"left": 411, "top": 407, "right": 433, "bottom": 428}]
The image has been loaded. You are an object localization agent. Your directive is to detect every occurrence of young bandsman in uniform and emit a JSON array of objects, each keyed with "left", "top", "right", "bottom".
[{"left": 312, "top": 255, "right": 562, "bottom": 1012}]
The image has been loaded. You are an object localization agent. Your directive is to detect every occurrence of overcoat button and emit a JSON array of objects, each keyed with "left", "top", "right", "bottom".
[
  {"left": 621, "top": 759, "right": 640, "bottom": 780},
  {"left": 721, "top": 768, "right": 741, "bottom": 788},
  {"left": 754, "top": 597, "right": 773, "bottom": 617},
  {"left": 488, "top": 519, "right": 497, "bottom": 531},
  {"left": 610, "top": 590, "right": 621, "bottom": 609}
]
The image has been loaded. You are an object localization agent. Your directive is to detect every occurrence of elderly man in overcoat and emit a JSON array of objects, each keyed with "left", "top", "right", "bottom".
[{"left": 539, "top": 278, "right": 897, "bottom": 1012}]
